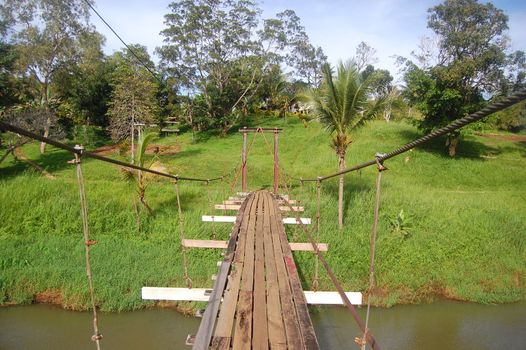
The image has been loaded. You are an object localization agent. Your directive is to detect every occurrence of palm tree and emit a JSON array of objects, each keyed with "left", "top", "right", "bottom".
[{"left": 301, "top": 62, "right": 385, "bottom": 229}]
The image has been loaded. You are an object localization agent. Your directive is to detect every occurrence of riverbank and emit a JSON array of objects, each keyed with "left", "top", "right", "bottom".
[{"left": 1, "top": 118, "right": 524, "bottom": 311}]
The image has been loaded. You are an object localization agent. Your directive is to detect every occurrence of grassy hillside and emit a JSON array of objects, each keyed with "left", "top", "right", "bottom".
[{"left": 1, "top": 116, "right": 524, "bottom": 311}]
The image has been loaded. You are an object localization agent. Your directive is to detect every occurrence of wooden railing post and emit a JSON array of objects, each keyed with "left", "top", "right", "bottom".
[
  {"left": 242, "top": 129, "right": 247, "bottom": 192},
  {"left": 273, "top": 128, "right": 279, "bottom": 194}
]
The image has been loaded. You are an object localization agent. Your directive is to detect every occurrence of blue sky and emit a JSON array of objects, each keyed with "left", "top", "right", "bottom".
[{"left": 90, "top": 0, "right": 526, "bottom": 80}]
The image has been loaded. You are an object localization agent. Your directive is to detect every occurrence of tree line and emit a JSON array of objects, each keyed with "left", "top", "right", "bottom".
[{"left": 0, "top": 0, "right": 524, "bottom": 159}]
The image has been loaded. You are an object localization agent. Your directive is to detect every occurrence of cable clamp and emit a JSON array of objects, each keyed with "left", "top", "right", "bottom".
[
  {"left": 91, "top": 333, "right": 103, "bottom": 341},
  {"left": 68, "top": 145, "right": 85, "bottom": 164},
  {"left": 374, "top": 153, "right": 387, "bottom": 172}
]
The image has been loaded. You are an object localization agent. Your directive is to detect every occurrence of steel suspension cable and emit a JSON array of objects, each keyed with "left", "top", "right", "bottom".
[
  {"left": 299, "top": 88, "right": 526, "bottom": 182},
  {"left": 230, "top": 130, "right": 259, "bottom": 193},
  {"left": 205, "top": 181, "right": 217, "bottom": 239},
  {"left": 0, "top": 121, "right": 229, "bottom": 183},
  {"left": 72, "top": 146, "right": 102, "bottom": 349},
  {"left": 82, "top": 0, "right": 163, "bottom": 85},
  {"left": 278, "top": 193, "right": 381, "bottom": 350},
  {"left": 312, "top": 179, "right": 322, "bottom": 291},
  {"left": 361, "top": 159, "right": 386, "bottom": 349}
]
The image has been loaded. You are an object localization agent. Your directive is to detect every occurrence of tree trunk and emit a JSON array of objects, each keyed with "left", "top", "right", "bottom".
[
  {"left": 446, "top": 133, "right": 460, "bottom": 157},
  {"left": 338, "top": 153, "right": 345, "bottom": 230},
  {"left": 40, "top": 81, "right": 50, "bottom": 154}
]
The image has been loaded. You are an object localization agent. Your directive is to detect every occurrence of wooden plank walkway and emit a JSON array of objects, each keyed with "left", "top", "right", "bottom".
[{"left": 193, "top": 190, "right": 320, "bottom": 350}]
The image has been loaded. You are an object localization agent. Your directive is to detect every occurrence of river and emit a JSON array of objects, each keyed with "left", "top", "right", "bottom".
[{"left": 1, "top": 301, "right": 525, "bottom": 349}]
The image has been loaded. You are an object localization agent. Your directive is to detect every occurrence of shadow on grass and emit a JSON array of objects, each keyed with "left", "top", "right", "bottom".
[
  {"left": 398, "top": 129, "right": 501, "bottom": 159},
  {"left": 154, "top": 189, "right": 201, "bottom": 215},
  {"left": 0, "top": 146, "right": 74, "bottom": 180},
  {"left": 173, "top": 148, "right": 203, "bottom": 159}
]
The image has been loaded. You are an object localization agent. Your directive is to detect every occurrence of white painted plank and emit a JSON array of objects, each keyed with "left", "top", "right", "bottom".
[
  {"left": 303, "top": 291, "right": 362, "bottom": 305},
  {"left": 282, "top": 217, "right": 311, "bottom": 225},
  {"left": 182, "top": 239, "right": 327, "bottom": 252},
  {"left": 142, "top": 287, "right": 212, "bottom": 302},
  {"left": 203, "top": 215, "right": 311, "bottom": 225},
  {"left": 142, "top": 287, "right": 361, "bottom": 305},
  {"left": 202, "top": 215, "right": 236, "bottom": 223}
]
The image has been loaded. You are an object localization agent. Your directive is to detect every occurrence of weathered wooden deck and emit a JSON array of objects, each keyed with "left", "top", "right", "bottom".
[{"left": 192, "top": 190, "right": 320, "bottom": 349}]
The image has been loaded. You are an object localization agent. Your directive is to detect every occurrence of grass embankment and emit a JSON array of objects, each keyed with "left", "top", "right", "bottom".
[{"left": 1, "top": 117, "right": 525, "bottom": 311}]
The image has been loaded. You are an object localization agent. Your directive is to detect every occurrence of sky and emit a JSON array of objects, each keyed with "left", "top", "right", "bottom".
[{"left": 89, "top": 0, "right": 526, "bottom": 81}]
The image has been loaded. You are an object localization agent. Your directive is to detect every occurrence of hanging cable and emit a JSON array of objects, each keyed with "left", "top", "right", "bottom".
[
  {"left": 0, "top": 121, "right": 238, "bottom": 183},
  {"left": 278, "top": 191, "right": 381, "bottom": 350},
  {"left": 72, "top": 145, "right": 102, "bottom": 349},
  {"left": 230, "top": 131, "right": 259, "bottom": 193},
  {"left": 82, "top": 0, "right": 163, "bottom": 85},
  {"left": 312, "top": 178, "right": 322, "bottom": 291},
  {"left": 175, "top": 180, "right": 192, "bottom": 288},
  {"left": 205, "top": 180, "right": 217, "bottom": 239},
  {"left": 360, "top": 155, "right": 387, "bottom": 349}
]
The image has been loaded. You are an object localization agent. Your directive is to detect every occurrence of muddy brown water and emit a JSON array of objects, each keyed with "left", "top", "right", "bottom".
[{"left": 1, "top": 301, "right": 525, "bottom": 349}]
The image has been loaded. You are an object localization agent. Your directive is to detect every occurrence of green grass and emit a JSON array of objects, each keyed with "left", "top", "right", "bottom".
[{"left": 1, "top": 116, "right": 525, "bottom": 311}]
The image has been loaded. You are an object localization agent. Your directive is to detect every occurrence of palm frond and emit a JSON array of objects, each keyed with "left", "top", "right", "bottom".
[{"left": 136, "top": 132, "right": 156, "bottom": 168}]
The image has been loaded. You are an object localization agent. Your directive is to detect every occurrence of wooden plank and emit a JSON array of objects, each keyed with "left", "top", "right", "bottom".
[
  {"left": 268, "top": 193, "right": 304, "bottom": 349},
  {"left": 202, "top": 215, "right": 236, "bottom": 223},
  {"left": 252, "top": 193, "right": 269, "bottom": 350},
  {"left": 273, "top": 201, "right": 319, "bottom": 349},
  {"left": 142, "top": 287, "right": 362, "bottom": 305},
  {"left": 224, "top": 199, "right": 297, "bottom": 205},
  {"left": 182, "top": 239, "right": 328, "bottom": 252},
  {"left": 303, "top": 291, "right": 362, "bottom": 305},
  {"left": 203, "top": 215, "right": 311, "bottom": 225},
  {"left": 141, "top": 287, "right": 211, "bottom": 302},
  {"left": 288, "top": 242, "right": 328, "bottom": 252},
  {"left": 261, "top": 192, "right": 287, "bottom": 349},
  {"left": 192, "top": 194, "right": 253, "bottom": 350},
  {"left": 183, "top": 239, "right": 228, "bottom": 249},
  {"left": 215, "top": 204, "right": 243, "bottom": 210},
  {"left": 232, "top": 192, "right": 259, "bottom": 349},
  {"left": 282, "top": 217, "right": 311, "bottom": 225},
  {"left": 278, "top": 206, "right": 304, "bottom": 212},
  {"left": 215, "top": 204, "right": 304, "bottom": 212},
  {"left": 212, "top": 193, "right": 257, "bottom": 349}
]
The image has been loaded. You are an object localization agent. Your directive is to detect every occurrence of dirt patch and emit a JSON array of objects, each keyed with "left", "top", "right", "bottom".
[
  {"left": 476, "top": 133, "right": 526, "bottom": 142},
  {"left": 92, "top": 144, "right": 181, "bottom": 156},
  {"left": 91, "top": 144, "right": 120, "bottom": 155},
  {"left": 34, "top": 289, "right": 63, "bottom": 305}
]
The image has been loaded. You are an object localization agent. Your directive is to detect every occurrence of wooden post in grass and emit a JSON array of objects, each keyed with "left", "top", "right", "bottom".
[
  {"left": 242, "top": 130, "right": 247, "bottom": 192},
  {"left": 239, "top": 127, "right": 282, "bottom": 194},
  {"left": 274, "top": 128, "right": 279, "bottom": 194}
]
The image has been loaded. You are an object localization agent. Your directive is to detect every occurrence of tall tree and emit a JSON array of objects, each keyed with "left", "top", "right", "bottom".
[
  {"left": 353, "top": 41, "right": 378, "bottom": 72},
  {"left": 53, "top": 30, "right": 111, "bottom": 128},
  {"left": 158, "top": 0, "right": 261, "bottom": 133},
  {"left": 403, "top": 0, "right": 525, "bottom": 156},
  {"left": 106, "top": 46, "right": 159, "bottom": 143},
  {"left": 300, "top": 62, "right": 384, "bottom": 229},
  {"left": 158, "top": 1, "right": 326, "bottom": 133},
  {"left": 0, "top": 41, "right": 21, "bottom": 109},
  {"left": 1, "top": 0, "right": 92, "bottom": 153},
  {"left": 275, "top": 9, "right": 327, "bottom": 85}
]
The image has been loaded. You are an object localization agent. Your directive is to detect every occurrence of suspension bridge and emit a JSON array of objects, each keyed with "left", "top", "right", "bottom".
[{"left": 1, "top": 89, "right": 525, "bottom": 350}]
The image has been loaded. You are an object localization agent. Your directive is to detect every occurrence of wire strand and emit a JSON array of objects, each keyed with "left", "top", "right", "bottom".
[{"left": 83, "top": 0, "right": 163, "bottom": 84}]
